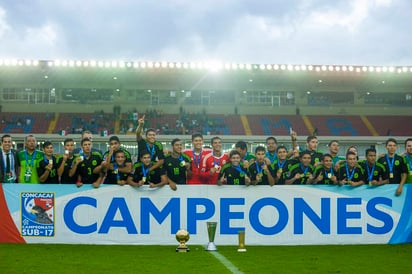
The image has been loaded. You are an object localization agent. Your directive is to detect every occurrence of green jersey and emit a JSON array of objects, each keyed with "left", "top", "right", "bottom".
[{"left": 17, "top": 149, "right": 44, "bottom": 184}]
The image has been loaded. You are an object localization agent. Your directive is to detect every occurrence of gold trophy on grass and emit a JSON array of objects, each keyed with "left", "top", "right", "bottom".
[
  {"left": 206, "top": 222, "right": 218, "bottom": 251},
  {"left": 237, "top": 230, "right": 247, "bottom": 252},
  {"left": 175, "top": 228, "right": 190, "bottom": 252}
]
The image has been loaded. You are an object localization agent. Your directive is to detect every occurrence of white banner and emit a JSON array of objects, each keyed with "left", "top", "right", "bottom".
[{"left": 1, "top": 184, "right": 411, "bottom": 245}]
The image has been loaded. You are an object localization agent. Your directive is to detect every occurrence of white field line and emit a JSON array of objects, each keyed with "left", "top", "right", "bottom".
[{"left": 209, "top": 251, "right": 244, "bottom": 274}]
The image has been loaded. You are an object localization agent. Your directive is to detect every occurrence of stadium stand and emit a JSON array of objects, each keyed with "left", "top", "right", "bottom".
[
  {"left": 306, "top": 115, "right": 369, "bottom": 136},
  {"left": 2, "top": 112, "right": 412, "bottom": 137},
  {"left": 366, "top": 116, "right": 412, "bottom": 136},
  {"left": 246, "top": 115, "right": 309, "bottom": 136}
]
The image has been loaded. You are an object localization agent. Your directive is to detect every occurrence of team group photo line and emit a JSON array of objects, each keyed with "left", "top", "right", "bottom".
[{"left": 1, "top": 115, "right": 412, "bottom": 196}]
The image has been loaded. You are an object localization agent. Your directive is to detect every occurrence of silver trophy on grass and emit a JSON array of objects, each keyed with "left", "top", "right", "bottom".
[{"left": 206, "top": 221, "right": 218, "bottom": 251}]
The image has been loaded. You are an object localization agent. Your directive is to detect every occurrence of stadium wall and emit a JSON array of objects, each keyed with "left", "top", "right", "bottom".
[{"left": 1, "top": 184, "right": 411, "bottom": 245}]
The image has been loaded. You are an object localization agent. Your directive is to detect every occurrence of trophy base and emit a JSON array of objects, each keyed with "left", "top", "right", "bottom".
[
  {"left": 176, "top": 246, "right": 190, "bottom": 252},
  {"left": 237, "top": 248, "right": 247, "bottom": 252},
  {"left": 206, "top": 242, "right": 217, "bottom": 251}
]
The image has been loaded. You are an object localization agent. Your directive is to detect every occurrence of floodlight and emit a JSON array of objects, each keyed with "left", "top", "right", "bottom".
[{"left": 190, "top": 62, "right": 197, "bottom": 69}]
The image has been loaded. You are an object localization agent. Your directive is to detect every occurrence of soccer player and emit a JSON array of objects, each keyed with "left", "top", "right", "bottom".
[
  {"left": 164, "top": 138, "right": 192, "bottom": 190},
  {"left": 311, "top": 154, "right": 338, "bottom": 185},
  {"left": 0, "top": 134, "right": 18, "bottom": 183},
  {"left": 327, "top": 140, "right": 345, "bottom": 169},
  {"left": 136, "top": 115, "right": 165, "bottom": 172},
  {"left": 272, "top": 145, "right": 293, "bottom": 185},
  {"left": 378, "top": 138, "right": 408, "bottom": 195},
  {"left": 337, "top": 151, "right": 365, "bottom": 187},
  {"left": 57, "top": 138, "right": 77, "bottom": 184},
  {"left": 201, "top": 136, "right": 229, "bottom": 185},
  {"left": 104, "top": 150, "right": 129, "bottom": 185},
  {"left": 235, "top": 140, "right": 256, "bottom": 170},
  {"left": 248, "top": 146, "right": 275, "bottom": 186},
  {"left": 128, "top": 150, "right": 168, "bottom": 188},
  {"left": 37, "top": 141, "right": 59, "bottom": 184},
  {"left": 17, "top": 135, "right": 44, "bottom": 183},
  {"left": 73, "top": 130, "right": 102, "bottom": 154},
  {"left": 183, "top": 133, "right": 211, "bottom": 184},
  {"left": 101, "top": 135, "right": 132, "bottom": 175},
  {"left": 218, "top": 150, "right": 251, "bottom": 185},
  {"left": 359, "top": 147, "right": 388, "bottom": 187},
  {"left": 285, "top": 151, "right": 315, "bottom": 185},
  {"left": 404, "top": 138, "right": 412, "bottom": 184},
  {"left": 69, "top": 138, "right": 104, "bottom": 188},
  {"left": 265, "top": 136, "right": 278, "bottom": 164},
  {"left": 305, "top": 135, "right": 323, "bottom": 166},
  {"left": 346, "top": 146, "right": 359, "bottom": 160}
]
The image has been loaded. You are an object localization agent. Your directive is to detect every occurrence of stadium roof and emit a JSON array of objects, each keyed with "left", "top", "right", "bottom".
[{"left": 1, "top": 59, "right": 412, "bottom": 92}]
